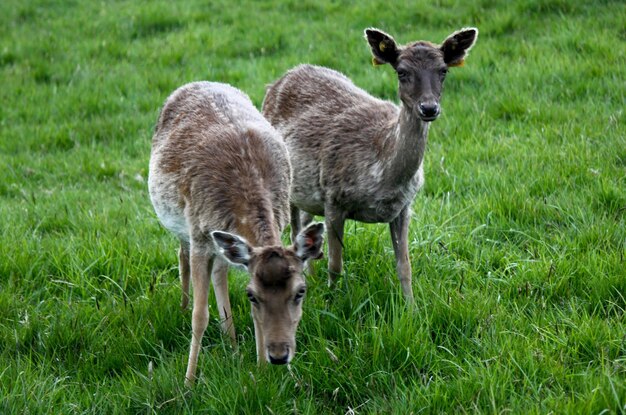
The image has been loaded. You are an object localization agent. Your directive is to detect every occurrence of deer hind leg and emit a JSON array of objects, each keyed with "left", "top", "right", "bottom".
[
  {"left": 389, "top": 207, "right": 414, "bottom": 302},
  {"left": 325, "top": 205, "right": 346, "bottom": 286},
  {"left": 211, "top": 256, "right": 236, "bottom": 344},
  {"left": 185, "top": 249, "right": 213, "bottom": 386},
  {"left": 179, "top": 241, "right": 191, "bottom": 310}
]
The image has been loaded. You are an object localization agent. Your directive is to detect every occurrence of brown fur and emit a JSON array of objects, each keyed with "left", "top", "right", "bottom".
[
  {"left": 148, "top": 82, "right": 324, "bottom": 385},
  {"left": 262, "top": 28, "right": 477, "bottom": 300},
  {"left": 255, "top": 249, "right": 295, "bottom": 288}
]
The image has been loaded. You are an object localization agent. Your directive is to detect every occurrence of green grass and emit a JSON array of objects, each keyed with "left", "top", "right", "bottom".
[{"left": 1, "top": 0, "right": 625, "bottom": 413}]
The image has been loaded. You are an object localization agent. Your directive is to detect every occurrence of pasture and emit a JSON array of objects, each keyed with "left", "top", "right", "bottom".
[{"left": 1, "top": 0, "right": 624, "bottom": 413}]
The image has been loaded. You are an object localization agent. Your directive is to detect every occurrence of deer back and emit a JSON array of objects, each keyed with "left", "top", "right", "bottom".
[{"left": 149, "top": 82, "right": 291, "bottom": 248}]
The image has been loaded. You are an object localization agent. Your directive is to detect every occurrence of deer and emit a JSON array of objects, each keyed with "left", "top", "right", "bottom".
[
  {"left": 148, "top": 81, "right": 325, "bottom": 386},
  {"left": 262, "top": 27, "right": 478, "bottom": 301}
]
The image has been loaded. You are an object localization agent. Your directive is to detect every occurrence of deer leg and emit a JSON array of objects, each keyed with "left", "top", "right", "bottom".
[
  {"left": 390, "top": 207, "right": 414, "bottom": 302},
  {"left": 325, "top": 205, "right": 345, "bottom": 286},
  {"left": 179, "top": 241, "right": 191, "bottom": 310},
  {"left": 185, "top": 249, "right": 213, "bottom": 386},
  {"left": 290, "top": 204, "right": 301, "bottom": 244},
  {"left": 211, "top": 256, "right": 236, "bottom": 344}
]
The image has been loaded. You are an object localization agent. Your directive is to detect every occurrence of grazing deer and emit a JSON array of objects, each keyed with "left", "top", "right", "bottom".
[
  {"left": 148, "top": 82, "right": 325, "bottom": 385},
  {"left": 262, "top": 28, "right": 478, "bottom": 301}
]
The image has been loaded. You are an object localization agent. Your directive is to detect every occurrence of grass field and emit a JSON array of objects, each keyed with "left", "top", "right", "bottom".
[{"left": 1, "top": 0, "right": 625, "bottom": 413}]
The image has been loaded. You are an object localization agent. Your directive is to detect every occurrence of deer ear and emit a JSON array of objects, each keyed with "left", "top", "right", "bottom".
[
  {"left": 441, "top": 27, "right": 478, "bottom": 67},
  {"left": 365, "top": 28, "right": 400, "bottom": 67},
  {"left": 294, "top": 222, "right": 325, "bottom": 261},
  {"left": 211, "top": 231, "right": 252, "bottom": 267}
]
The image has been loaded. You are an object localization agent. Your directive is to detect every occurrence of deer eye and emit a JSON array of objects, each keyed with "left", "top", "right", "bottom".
[
  {"left": 247, "top": 290, "right": 259, "bottom": 306},
  {"left": 294, "top": 287, "right": 306, "bottom": 304},
  {"left": 397, "top": 69, "right": 409, "bottom": 82}
]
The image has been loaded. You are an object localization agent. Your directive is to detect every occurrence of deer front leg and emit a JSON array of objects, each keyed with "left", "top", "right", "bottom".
[
  {"left": 179, "top": 241, "right": 191, "bottom": 310},
  {"left": 211, "top": 257, "right": 236, "bottom": 344},
  {"left": 185, "top": 250, "right": 213, "bottom": 386},
  {"left": 389, "top": 207, "right": 414, "bottom": 302},
  {"left": 325, "top": 204, "right": 346, "bottom": 286}
]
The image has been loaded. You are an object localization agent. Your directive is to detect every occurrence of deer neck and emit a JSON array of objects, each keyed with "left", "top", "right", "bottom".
[
  {"left": 239, "top": 199, "right": 281, "bottom": 247},
  {"left": 382, "top": 104, "right": 429, "bottom": 186}
]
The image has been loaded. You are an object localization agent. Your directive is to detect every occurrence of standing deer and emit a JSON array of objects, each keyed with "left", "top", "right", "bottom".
[
  {"left": 262, "top": 27, "right": 477, "bottom": 301},
  {"left": 148, "top": 81, "right": 325, "bottom": 385}
]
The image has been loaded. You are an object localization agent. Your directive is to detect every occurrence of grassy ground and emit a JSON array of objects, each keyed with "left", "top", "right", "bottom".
[{"left": 1, "top": 0, "right": 624, "bottom": 413}]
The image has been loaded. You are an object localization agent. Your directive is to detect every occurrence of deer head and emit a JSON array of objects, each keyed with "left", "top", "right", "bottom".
[
  {"left": 366, "top": 27, "right": 478, "bottom": 122},
  {"left": 212, "top": 222, "right": 324, "bottom": 364}
]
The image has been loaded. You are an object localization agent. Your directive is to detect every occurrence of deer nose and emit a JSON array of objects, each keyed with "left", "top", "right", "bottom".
[
  {"left": 268, "top": 343, "right": 291, "bottom": 365},
  {"left": 418, "top": 102, "right": 440, "bottom": 120}
]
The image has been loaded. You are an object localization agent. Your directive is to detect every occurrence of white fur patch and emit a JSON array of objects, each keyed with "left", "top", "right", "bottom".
[
  {"left": 370, "top": 161, "right": 384, "bottom": 181},
  {"left": 154, "top": 206, "right": 190, "bottom": 243}
]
